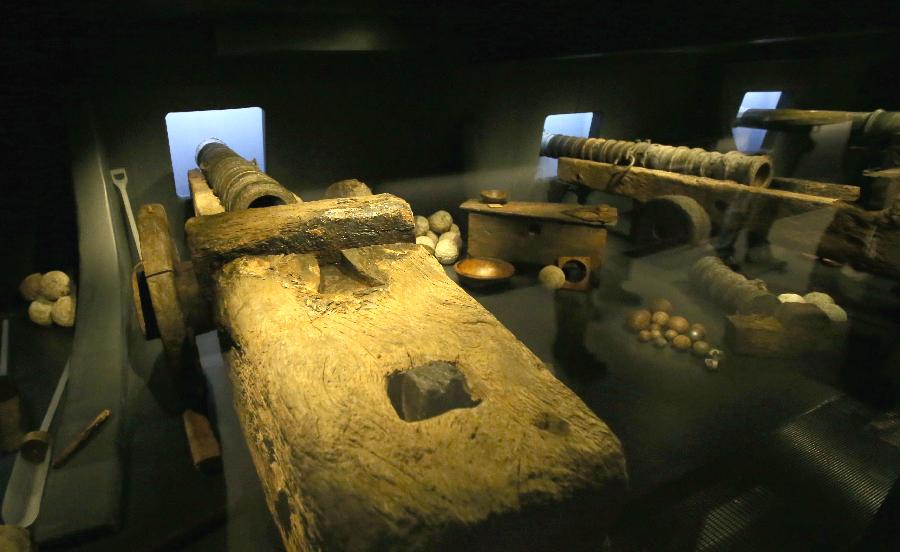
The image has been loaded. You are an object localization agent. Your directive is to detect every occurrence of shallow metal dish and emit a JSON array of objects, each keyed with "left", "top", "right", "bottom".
[
  {"left": 479, "top": 189, "right": 509, "bottom": 204},
  {"left": 453, "top": 257, "right": 515, "bottom": 287}
]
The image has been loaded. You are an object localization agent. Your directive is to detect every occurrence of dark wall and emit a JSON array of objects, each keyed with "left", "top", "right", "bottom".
[
  {"left": 90, "top": 56, "right": 470, "bottom": 247},
  {"left": 82, "top": 41, "right": 900, "bottom": 244}
]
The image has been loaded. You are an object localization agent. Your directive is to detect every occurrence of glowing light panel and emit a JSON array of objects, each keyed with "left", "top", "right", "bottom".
[
  {"left": 732, "top": 91, "right": 782, "bottom": 153},
  {"left": 165, "top": 107, "right": 265, "bottom": 197},
  {"left": 538, "top": 112, "right": 594, "bottom": 178}
]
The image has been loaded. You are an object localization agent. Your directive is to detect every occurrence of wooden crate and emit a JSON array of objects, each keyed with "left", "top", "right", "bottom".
[{"left": 461, "top": 200, "right": 616, "bottom": 269}]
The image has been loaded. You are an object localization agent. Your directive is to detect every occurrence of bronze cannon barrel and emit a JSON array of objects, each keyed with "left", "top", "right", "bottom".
[
  {"left": 734, "top": 108, "right": 900, "bottom": 138},
  {"left": 541, "top": 134, "right": 773, "bottom": 187},
  {"left": 196, "top": 140, "right": 299, "bottom": 211}
]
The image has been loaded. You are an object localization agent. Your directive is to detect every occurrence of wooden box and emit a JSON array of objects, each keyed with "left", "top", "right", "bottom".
[{"left": 460, "top": 200, "right": 616, "bottom": 269}]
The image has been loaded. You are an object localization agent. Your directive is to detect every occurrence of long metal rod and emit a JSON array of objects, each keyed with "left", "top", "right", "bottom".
[{"left": 110, "top": 168, "right": 142, "bottom": 259}]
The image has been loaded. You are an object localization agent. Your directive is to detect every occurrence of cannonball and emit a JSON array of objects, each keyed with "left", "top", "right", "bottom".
[
  {"left": 650, "top": 329, "right": 663, "bottom": 340},
  {"left": 626, "top": 309, "right": 652, "bottom": 332},
  {"left": 668, "top": 315, "right": 690, "bottom": 333},
  {"left": 28, "top": 299, "right": 53, "bottom": 327},
  {"left": 664, "top": 329, "right": 678, "bottom": 341},
  {"left": 672, "top": 334, "right": 692, "bottom": 351},
  {"left": 449, "top": 223, "right": 460, "bottom": 234},
  {"left": 414, "top": 216, "right": 430, "bottom": 237},
  {"left": 439, "top": 231, "right": 463, "bottom": 249},
  {"left": 51, "top": 295, "right": 76, "bottom": 327},
  {"left": 19, "top": 273, "right": 42, "bottom": 301},
  {"left": 539, "top": 265, "right": 566, "bottom": 291},
  {"left": 692, "top": 340, "right": 711, "bottom": 357},
  {"left": 39, "top": 271, "right": 70, "bottom": 301},
  {"left": 818, "top": 303, "right": 848, "bottom": 323},
  {"left": 651, "top": 311, "right": 670, "bottom": 327},
  {"left": 778, "top": 293, "right": 805, "bottom": 304},
  {"left": 649, "top": 323, "right": 662, "bottom": 332},
  {"left": 426, "top": 230, "right": 439, "bottom": 244},
  {"left": 638, "top": 330, "right": 653, "bottom": 343},
  {"left": 428, "top": 211, "right": 453, "bottom": 234},
  {"left": 803, "top": 291, "right": 835, "bottom": 307},
  {"left": 434, "top": 240, "right": 459, "bottom": 265},
  {"left": 415, "top": 235, "right": 436, "bottom": 254},
  {"left": 653, "top": 336, "right": 668, "bottom": 348},
  {"left": 687, "top": 326, "right": 706, "bottom": 341},
  {"left": 648, "top": 298, "right": 673, "bottom": 313}
]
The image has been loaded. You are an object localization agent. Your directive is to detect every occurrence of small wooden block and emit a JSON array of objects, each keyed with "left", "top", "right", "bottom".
[
  {"left": 188, "top": 169, "right": 225, "bottom": 217},
  {"left": 183, "top": 410, "right": 222, "bottom": 474}
]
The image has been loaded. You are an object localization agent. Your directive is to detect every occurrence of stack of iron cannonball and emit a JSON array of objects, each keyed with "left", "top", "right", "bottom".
[
  {"left": 19, "top": 271, "right": 76, "bottom": 327},
  {"left": 413, "top": 210, "right": 463, "bottom": 265},
  {"left": 625, "top": 297, "right": 724, "bottom": 369}
]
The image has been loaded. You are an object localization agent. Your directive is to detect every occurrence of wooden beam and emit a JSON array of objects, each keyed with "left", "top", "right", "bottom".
[
  {"left": 215, "top": 244, "right": 627, "bottom": 551},
  {"left": 185, "top": 194, "right": 415, "bottom": 289},
  {"left": 460, "top": 199, "right": 617, "bottom": 226},
  {"left": 770, "top": 176, "right": 860, "bottom": 202},
  {"left": 559, "top": 157, "right": 900, "bottom": 279},
  {"left": 188, "top": 169, "right": 225, "bottom": 217},
  {"left": 557, "top": 158, "right": 836, "bottom": 223}
]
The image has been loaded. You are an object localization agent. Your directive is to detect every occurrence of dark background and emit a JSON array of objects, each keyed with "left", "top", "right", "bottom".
[
  {"left": 2, "top": 2, "right": 900, "bottom": 549},
  {"left": 2, "top": 1, "right": 900, "bottom": 310}
]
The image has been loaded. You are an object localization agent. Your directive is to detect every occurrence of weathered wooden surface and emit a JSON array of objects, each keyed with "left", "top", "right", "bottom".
[
  {"left": 558, "top": 157, "right": 835, "bottom": 230},
  {"left": 186, "top": 194, "right": 415, "bottom": 290},
  {"left": 817, "top": 205, "right": 900, "bottom": 279},
  {"left": 215, "top": 244, "right": 626, "bottom": 551},
  {"left": 770, "top": 176, "right": 860, "bottom": 201},
  {"left": 466, "top": 212, "right": 608, "bottom": 269},
  {"left": 136, "top": 204, "right": 188, "bottom": 368},
  {"left": 460, "top": 199, "right": 617, "bottom": 226},
  {"left": 560, "top": 158, "right": 900, "bottom": 278},
  {"left": 188, "top": 169, "right": 225, "bottom": 217}
]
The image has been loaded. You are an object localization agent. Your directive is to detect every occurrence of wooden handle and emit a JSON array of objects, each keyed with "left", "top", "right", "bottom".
[{"left": 52, "top": 409, "right": 111, "bottom": 469}]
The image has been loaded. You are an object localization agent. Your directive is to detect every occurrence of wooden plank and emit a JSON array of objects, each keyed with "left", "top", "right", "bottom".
[
  {"left": 185, "top": 194, "right": 414, "bottom": 290},
  {"left": 460, "top": 200, "right": 617, "bottom": 226},
  {"left": 770, "top": 176, "right": 860, "bottom": 202},
  {"left": 215, "top": 244, "right": 627, "bottom": 551},
  {"left": 188, "top": 169, "right": 225, "bottom": 216},
  {"left": 467, "top": 213, "right": 607, "bottom": 269}
]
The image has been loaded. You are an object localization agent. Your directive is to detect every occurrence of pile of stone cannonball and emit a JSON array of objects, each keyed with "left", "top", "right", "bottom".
[
  {"left": 776, "top": 291, "right": 847, "bottom": 323},
  {"left": 413, "top": 210, "right": 462, "bottom": 266},
  {"left": 18, "top": 271, "right": 76, "bottom": 327},
  {"left": 625, "top": 297, "right": 724, "bottom": 370}
]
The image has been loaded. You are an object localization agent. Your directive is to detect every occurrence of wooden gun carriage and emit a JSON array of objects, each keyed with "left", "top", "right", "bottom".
[{"left": 130, "top": 152, "right": 627, "bottom": 551}]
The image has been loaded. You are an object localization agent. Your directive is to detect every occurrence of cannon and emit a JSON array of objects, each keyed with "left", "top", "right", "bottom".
[{"left": 131, "top": 152, "right": 627, "bottom": 551}]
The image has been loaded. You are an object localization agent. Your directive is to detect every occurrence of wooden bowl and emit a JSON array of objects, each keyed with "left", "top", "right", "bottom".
[
  {"left": 479, "top": 189, "right": 509, "bottom": 204},
  {"left": 453, "top": 257, "right": 515, "bottom": 288}
]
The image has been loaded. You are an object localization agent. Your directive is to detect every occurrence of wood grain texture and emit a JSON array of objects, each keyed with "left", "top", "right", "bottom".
[
  {"left": 188, "top": 169, "right": 226, "bottom": 216},
  {"left": 467, "top": 213, "right": 607, "bottom": 269},
  {"left": 558, "top": 157, "right": 835, "bottom": 232},
  {"left": 186, "top": 194, "right": 415, "bottom": 291},
  {"left": 770, "top": 176, "right": 860, "bottom": 201},
  {"left": 460, "top": 200, "right": 617, "bottom": 226},
  {"left": 215, "top": 244, "right": 626, "bottom": 552}
]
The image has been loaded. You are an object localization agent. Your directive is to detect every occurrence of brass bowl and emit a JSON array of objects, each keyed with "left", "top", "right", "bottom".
[
  {"left": 453, "top": 257, "right": 515, "bottom": 288},
  {"left": 479, "top": 189, "right": 509, "bottom": 204}
]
